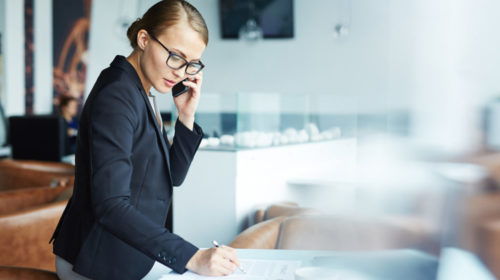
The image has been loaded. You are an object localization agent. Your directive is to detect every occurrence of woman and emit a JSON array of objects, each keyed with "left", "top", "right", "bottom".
[
  {"left": 59, "top": 96, "right": 79, "bottom": 155},
  {"left": 50, "top": 1, "right": 241, "bottom": 279}
]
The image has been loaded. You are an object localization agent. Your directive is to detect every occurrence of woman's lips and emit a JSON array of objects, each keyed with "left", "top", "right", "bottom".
[{"left": 164, "top": 79, "right": 175, "bottom": 88}]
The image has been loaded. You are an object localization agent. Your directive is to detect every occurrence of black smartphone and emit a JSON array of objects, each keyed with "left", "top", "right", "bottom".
[{"left": 172, "top": 79, "right": 189, "bottom": 97}]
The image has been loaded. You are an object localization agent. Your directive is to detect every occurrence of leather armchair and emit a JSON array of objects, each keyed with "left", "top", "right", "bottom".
[
  {"left": 0, "top": 185, "right": 71, "bottom": 215},
  {"left": 275, "top": 214, "right": 424, "bottom": 251},
  {"left": 232, "top": 202, "right": 321, "bottom": 249},
  {"left": 251, "top": 201, "right": 298, "bottom": 225},
  {"left": 0, "top": 266, "right": 58, "bottom": 280},
  {"left": 0, "top": 159, "right": 74, "bottom": 191},
  {"left": 480, "top": 219, "right": 500, "bottom": 278},
  {"left": 233, "top": 202, "right": 436, "bottom": 253},
  {"left": 460, "top": 153, "right": 500, "bottom": 278},
  {"left": 230, "top": 217, "right": 287, "bottom": 249},
  {"left": 459, "top": 192, "right": 500, "bottom": 279},
  {"left": 0, "top": 159, "right": 74, "bottom": 272},
  {"left": 263, "top": 202, "right": 320, "bottom": 221},
  {"left": 251, "top": 201, "right": 321, "bottom": 226},
  {"left": 0, "top": 200, "right": 68, "bottom": 271}
]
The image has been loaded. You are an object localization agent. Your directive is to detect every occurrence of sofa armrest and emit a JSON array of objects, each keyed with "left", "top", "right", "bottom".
[
  {"left": 0, "top": 186, "right": 71, "bottom": 215},
  {"left": 0, "top": 200, "right": 68, "bottom": 271},
  {"left": 0, "top": 159, "right": 74, "bottom": 191},
  {"left": 230, "top": 217, "right": 286, "bottom": 249},
  {"left": 479, "top": 219, "right": 500, "bottom": 279}
]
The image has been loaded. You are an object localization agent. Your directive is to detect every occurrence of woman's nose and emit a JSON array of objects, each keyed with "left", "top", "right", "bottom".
[{"left": 173, "top": 67, "right": 185, "bottom": 78}]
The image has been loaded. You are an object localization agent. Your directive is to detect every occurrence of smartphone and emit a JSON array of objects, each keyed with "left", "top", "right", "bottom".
[{"left": 172, "top": 79, "right": 189, "bottom": 97}]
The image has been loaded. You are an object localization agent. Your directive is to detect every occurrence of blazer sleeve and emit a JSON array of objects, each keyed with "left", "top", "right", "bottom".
[
  {"left": 89, "top": 85, "right": 198, "bottom": 273},
  {"left": 168, "top": 119, "right": 203, "bottom": 186}
]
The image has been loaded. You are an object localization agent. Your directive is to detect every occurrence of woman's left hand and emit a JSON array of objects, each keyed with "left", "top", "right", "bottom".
[{"left": 173, "top": 72, "right": 203, "bottom": 130}]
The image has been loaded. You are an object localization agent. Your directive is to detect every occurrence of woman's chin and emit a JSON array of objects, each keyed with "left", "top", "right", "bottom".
[{"left": 152, "top": 85, "right": 172, "bottom": 94}]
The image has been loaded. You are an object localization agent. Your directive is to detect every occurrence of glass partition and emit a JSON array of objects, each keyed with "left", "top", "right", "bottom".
[{"left": 173, "top": 92, "right": 356, "bottom": 150}]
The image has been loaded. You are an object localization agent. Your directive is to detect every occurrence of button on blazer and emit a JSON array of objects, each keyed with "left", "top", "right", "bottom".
[{"left": 51, "top": 55, "right": 203, "bottom": 279}]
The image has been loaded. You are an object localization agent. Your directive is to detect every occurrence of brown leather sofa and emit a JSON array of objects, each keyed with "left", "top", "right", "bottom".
[
  {"left": 275, "top": 214, "right": 424, "bottom": 251},
  {"left": 0, "top": 159, "right": 74, "bottom": 191},
  {"left": 0, "top": 159, "right": 74, "bottom": 215},
  {"left": 232, "top": 202, "right": 438, "bottom": 253},
  {"left": 251, "top": 201, "right": 320, "bottom": 225},
  {"left": 0, "top": 200, "right": 68, "bottom": 271},
  {"left": 0, "top": 159, "right": 74, "bottom": 272},
  {"left": 0, "top": 266, "right": 58, "bottom": 280},
  {"left": 458, "top": 192, "right": 500, "bottom": 279},
  {"left": 480, "top": 219, "right": 500, "bottom": 278},
  {"left": 231, "top": 202, "right": 321, "bottom": 249},
  {"left": 0, "top": 185, "right": 71, "bottom": 216},
  {"left": 462, "top": 153, "right": 500, "bottom": 278},
  {"left": 252, "top": 201, "right": 298, "bottom": 225},
  {"left": 231, "top": 217, "right": 287, "bottom": 249},
  {"left": 262, "top": 202, "right": 320, "bottom": 221},
  {"left": 232, "top": 154, "right": 500, "bottom": 276}
]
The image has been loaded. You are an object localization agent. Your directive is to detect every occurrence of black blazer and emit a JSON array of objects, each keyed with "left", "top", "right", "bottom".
[{"left": 51, "top": 55, "right": 203, "bottom": 279}]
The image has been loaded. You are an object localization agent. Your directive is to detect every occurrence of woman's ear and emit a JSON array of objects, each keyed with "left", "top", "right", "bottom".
[{"left": 136, "top": 29, "right": 149, "bottom": 51}]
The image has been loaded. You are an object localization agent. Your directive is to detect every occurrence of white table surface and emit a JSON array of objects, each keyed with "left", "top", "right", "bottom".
[{"left": 142, "top": 249, "right": 438, "bottom": 280}]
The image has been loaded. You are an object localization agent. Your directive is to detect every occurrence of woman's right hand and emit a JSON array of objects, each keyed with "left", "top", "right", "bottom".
[{"left": 185, "top": 246, "right": 241, "bottom": 276}]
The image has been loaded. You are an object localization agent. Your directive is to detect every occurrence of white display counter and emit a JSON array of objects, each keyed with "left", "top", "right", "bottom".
[{"left": 173, "top": 138, "right": 357, "bottom": 247}]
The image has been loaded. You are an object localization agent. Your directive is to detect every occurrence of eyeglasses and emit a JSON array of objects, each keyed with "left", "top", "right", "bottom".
[{"left": 149, "top": 33, "right": 205, "bottom": 75}]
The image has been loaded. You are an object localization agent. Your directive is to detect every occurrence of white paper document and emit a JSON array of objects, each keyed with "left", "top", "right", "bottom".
[{"left": 159, "top": 259, "right": 301, "bottom": 280}]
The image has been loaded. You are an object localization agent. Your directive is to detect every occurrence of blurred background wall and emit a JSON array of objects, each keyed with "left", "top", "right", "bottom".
[{"left": 1, "top": 0, "right": 500, "bottom": 156}]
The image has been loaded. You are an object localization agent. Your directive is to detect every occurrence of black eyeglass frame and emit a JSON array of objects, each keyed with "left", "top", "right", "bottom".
[{"left": 149, "top": 33, "right": 205, "bottom": 75}]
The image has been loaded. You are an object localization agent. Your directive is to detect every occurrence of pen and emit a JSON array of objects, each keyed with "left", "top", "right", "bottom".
[{"left": 212, "top": 240, "right": 246, "bottom": 274}]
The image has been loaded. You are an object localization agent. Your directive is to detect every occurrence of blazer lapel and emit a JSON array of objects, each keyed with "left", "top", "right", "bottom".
[{"left": 138, "top": 88, "right": 173, "bottom": 184}]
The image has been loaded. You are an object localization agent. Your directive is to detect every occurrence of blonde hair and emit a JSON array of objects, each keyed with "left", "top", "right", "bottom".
[{"left": 127, "top": 0, "right": 208, "bottom": 49}]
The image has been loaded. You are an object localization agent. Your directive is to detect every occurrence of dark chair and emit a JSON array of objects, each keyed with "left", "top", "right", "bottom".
[{"left": 9, "top": 115, "right": 67, "bottom": 161}]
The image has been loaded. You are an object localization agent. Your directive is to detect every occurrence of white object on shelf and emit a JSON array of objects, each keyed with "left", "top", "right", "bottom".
[
  {"left": 283, "top": 128, "right": 298, "bottom": 144},
  {"left": 203, "top": 126, "right": 343, "bottom": 149},
  {"left": 219, "top": 134, "right": 235, "bottom": 146},
  {"left": 298, "top": 129, "right": 309, "bottom": 143},
  {"left": 206, "top": 137, "right": 220, "bottom": 147},
  {"left": 255, "top": 132, "right": 273, "bottom": 147},
  {"left": 305, "top": 122, "right": 320, "bottom": 139},
  {"left": 322, "top": 127, "right": 341, "bottom": 140}
]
